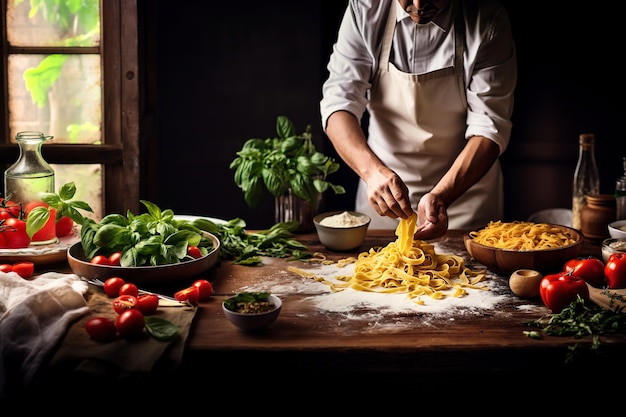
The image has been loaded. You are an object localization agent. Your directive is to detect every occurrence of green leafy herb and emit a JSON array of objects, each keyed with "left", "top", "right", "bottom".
[
  {"left": 523, "top": 296, "right": 626, "bottom": 362},
  {"left": 230, "top": 115, "right": 345, "bottom": 207},
  {"left": 26, "top": 182, "right": 94, "bottom": 238},
  {"left": 223, "top": 291, "right": 270, "bottom": 311},
  {"left": 80, "top": 200, "right": 213, "bottom": 266},
  {"left": 144, "top": 316, "right": 179, "bottom": 342},
  {"left": 186, "top": 216, "right": 312, "bottom": 266}
]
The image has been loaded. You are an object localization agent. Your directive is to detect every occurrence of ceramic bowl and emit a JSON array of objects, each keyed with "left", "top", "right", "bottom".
[
  {"left": 67, "top": 232, "right": 220, "bottom": 287},
  {"left": 602, "top": 237, "right": 626, "bottom": 263},
  {"left": 608, "top": 220, "right": 626, "bottom": 239},
  {"left": 313, "top": 211, "right": 371, "bottom": 251},
  {"left": 222, "top": 293, "right": 282, "bottom": 332},
  {"left": 463, "top": 223, "right": 584, "bottom": 275}
]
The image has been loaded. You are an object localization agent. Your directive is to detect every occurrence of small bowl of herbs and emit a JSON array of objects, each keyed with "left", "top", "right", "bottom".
[{"left": 222, "top": 292, "right": 282, "bottom": 332}]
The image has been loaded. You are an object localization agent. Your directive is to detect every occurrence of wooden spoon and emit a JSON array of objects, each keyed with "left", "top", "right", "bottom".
[{"left": 586, "top": 283, "right": 626, "bottom": 312}]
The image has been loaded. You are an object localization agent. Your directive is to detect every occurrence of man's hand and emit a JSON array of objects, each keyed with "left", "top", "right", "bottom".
[
  {"left": 366, "top": 168, "right": 413, "bottom": 220},
  {"left": 414, "top": 192, "right": 448, "bottom": 240}
]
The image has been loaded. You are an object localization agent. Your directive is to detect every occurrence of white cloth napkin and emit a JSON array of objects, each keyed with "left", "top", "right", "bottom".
[{"left": 0, "top": 271, "right": 89, "bottom": 399}]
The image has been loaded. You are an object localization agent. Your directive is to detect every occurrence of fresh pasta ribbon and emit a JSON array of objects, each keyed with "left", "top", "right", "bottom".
[
  {"left": 290, "top": 214, "right": 488, "bottom": 305},
  {"left": 469, "top": 221, "right": 577, "bottom": 251}
]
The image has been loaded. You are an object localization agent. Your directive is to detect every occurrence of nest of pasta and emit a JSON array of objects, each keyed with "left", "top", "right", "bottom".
[{"left": 464, "top": 221, "right": 584, "bottom": 275}]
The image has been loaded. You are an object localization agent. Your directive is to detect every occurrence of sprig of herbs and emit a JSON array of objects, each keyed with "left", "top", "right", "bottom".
[
  {"left": 523, "top": 296, "right": 626, "bottom": 363},
  {"left": 184, "top": 217, "right": 312, "bottom": 265},
  {"left": 230, "top": 115, "right": 345, "bottom": 207},
  {"left": 223, "top": 291, "right": 270, "bottom": 312}
]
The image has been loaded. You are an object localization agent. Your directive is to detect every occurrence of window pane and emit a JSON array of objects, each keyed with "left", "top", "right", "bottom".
[
  {"left": 53, "top": 164, "right": 103, "bottom": 221},
  {"left": 8, "top": 54, "right": 102, "bottom": 143},
  {"left": 7, "top": 0, "right": 101, "bottom": 47}
]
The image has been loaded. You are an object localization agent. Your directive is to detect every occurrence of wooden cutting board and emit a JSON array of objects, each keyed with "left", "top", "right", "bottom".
[{"left": 587, "top": 283, "right": 626, "bottom": 312}]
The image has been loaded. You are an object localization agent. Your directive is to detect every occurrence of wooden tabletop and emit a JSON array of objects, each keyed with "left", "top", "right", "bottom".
[{"left": 177, "top": 229, "right": 626, "bottom": 383}]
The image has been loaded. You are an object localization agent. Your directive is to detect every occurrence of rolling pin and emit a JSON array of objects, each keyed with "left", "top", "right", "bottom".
[{"left": 587, "top": 283, "right": 626, "bottom": 312}]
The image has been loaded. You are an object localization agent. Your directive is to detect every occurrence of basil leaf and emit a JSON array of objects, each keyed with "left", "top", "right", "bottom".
[{"left": 144, "top": 316, "right": 179, "bottom": 342}]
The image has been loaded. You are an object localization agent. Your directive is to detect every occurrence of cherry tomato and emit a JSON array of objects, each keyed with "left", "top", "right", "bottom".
[
  {"left": 90, "top": 255, "right": 111, "bottom": 265},
  {"left": 0, "top": 199, "right": 21, "bottom": 218},
  {"left": 0, "top": 211, "right": 14, "bottom": 221},
  {"left": 2, "top": 219, "right": 30, "bottom": 249},
  {"left": 55, "top": 216, "right": 74, "bottom": 237},
  {"left": 540, "top": 272, "right": 589, "bottom": 313},
  {"left": 0, "top": 233, "right": 6, "bottom": 249},
  {"left": 119, "top": 282, "right": 139, "bottom": 297},
  {"left": 108, "top": 251, "right": 122, "bottom": 266},
  {"left": 174, "top": 286, "right": 199, "bottom": 306},
  {"left": 85, "top": 316, "right": 117, "bottom": 342},
  {"left": 112, "top": 294, "right": 137, "bottom": 314},
  {"left": 116, "top": 309, "right": 145, "bottom": 338},
  {"left": 187, "top": 245, "right": 202, "bottom": 259},
  {"left": 12, "top": 261, "right": 34, "bottom": 279},
  {"left": 136, "top": 293, "right": 159, "bottom": 315},
  {"left": 103, "top": 277, "right": 126, "bottom": 297},
  {"left": 605, "top": 253, "right": 626, "bottom": 289},
  {"left": 193, "top": 279, "right": 213, "bottom": 300},
  {"left": 565, "top": 257, "right": 606, "bottom": 288},
  {"left": 0, "top": 264, "right": 13, "bottom": 273}
]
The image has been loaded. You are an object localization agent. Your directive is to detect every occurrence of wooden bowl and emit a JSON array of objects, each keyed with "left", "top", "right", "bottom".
[
  {"left": 67, "top": 232, "right": 220, "bottom": 287},
  {"left": 463, "top": 223, "right": 584, "bottom": 275}
]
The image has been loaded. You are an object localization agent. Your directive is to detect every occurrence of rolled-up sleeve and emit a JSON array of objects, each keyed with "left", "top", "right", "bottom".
[
  {"left": 464, "top": 5, "right": 517, "bottom": 155},
  {"left": 320, "top": 2, "right": 384, "bottom": 131}
]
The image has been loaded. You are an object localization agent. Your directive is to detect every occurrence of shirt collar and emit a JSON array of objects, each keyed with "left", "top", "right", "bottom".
[{"left": 394, "top": 1, "right": 453, "bottom": 32}]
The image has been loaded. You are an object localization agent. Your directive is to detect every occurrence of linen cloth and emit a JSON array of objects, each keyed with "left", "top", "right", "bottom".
[{"left": 0, "top": 271, "right": 89, "bottom": 399}]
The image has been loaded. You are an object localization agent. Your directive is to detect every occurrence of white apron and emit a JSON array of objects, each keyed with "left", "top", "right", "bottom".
[{"left": 356, "top": 1, "right": 503, "bottom": 230}]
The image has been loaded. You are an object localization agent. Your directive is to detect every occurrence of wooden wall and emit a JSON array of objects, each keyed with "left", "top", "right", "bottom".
[{"left": 150, "top": 1, "right": 625, "bottom": 230}]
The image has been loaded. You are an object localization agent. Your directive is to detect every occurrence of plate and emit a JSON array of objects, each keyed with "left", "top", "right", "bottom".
[
  {"left": 0, "top": 229, "right": 80, "bottom": 265},
  {"left": 67, "top": 231, "right": 221, "bottom": 286}
]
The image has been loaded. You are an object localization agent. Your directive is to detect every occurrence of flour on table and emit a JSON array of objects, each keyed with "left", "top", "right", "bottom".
[{"left": 240, "top": 241, "right": 519, "bottom": 318}]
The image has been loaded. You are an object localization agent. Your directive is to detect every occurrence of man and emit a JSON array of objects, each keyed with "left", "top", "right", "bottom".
[{"left": 320, "top": 0, "right": 516, "bottom": 239}]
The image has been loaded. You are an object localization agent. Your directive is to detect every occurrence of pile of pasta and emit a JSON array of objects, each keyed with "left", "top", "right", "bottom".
[
  {"left": 469, "top": 220, "right": 578, "bottom": 251},
  {"left": 290, "top": 213, "right": 488, "bottom": 305}
]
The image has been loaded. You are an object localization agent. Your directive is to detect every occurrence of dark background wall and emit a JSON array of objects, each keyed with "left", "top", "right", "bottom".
[{"left": 151, "top": 1, "right": 625, "bottom": 230}]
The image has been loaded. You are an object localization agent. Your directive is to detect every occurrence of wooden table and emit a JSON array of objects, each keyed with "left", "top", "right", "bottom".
[{"left": 177, "top": 229, "right": 626, "bottom": 386}]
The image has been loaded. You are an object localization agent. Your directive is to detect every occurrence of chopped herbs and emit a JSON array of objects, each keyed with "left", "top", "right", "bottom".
[{"left": 524, "top": 296, "right": 626, "bottom": 362}]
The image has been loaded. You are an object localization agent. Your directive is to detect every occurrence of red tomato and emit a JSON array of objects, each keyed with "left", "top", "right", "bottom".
[
  {"left": 103, "top": 277, "right": 126, "bottom": 297},
  {"left": 85, "top": 316, "right": 117, "bottom": 342},
  {"left": 187, "top": 245, "right": 202, "bottom": 259},
  {"left": 540, "top": 272, "right": 590, "bottom": 313},
  {"left": 24, "top": 200, "right": 48, "bottom": 214},
  {"left": 0, "top": 199, "right": 21, "bottom": 218},
  {"left": 566, "top": 257, "right": 606, "bottom": 288},
  {"left": 112, "top": 294, "right": 137, "bottom": 314},
  {"left": 90, "top": 255, "right": 111, "bottom": 265},
  {"left": 30, "top": 207, "right": 56, "bottom": 242},
  {"left": 605, "top": 253, "right": 626, "bottom": 289},
  {"left": 2, "top": 219, "right": 30, "bottom": 249},
  {"left": 136, "top": 293, "right": 159, "bottom": 315},
  {"left": 55, "top": 216, "right": 74, "bottom": 237},
  {"left": 116, "top": 309, "right": 145, "bottom": 338},
  {"left": 193, "top": 279, "right": 213, "bottom": 300},
  {"left": 0, "top": 211, "right": 14, "bottom": 221},
  {"left": 0, "top": 233, "right": 6, "bottom": 249},
  {"left": 12, "top": 261, "right": 34, "bottom": 279},
  {"left": 563, "top": 259, "right": 580, "bottom": 273},
  {"left": 0, "top": 264, "right": 13, "bottom": 273},
  {"left": 108, "top": 251, "right": 122, "bottom": 266},
  {"left": 174, "top": 286, "right": 199, "bottom": 306},
  {"left": 119, "top": 282, "right": 139, "bottom": 297}
]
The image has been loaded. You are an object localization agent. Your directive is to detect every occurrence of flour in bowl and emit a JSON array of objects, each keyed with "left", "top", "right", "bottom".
[{"left": 319, "top": 211, "right": 368, "bottom": 227}]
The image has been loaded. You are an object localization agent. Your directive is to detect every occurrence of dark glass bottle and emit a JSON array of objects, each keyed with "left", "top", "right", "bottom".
[
  {"left": 572, "top": 133, "right": 600, "bottom": 230},
  {"left": 616, "top": 156, "right": 626, "bottom": 221}
]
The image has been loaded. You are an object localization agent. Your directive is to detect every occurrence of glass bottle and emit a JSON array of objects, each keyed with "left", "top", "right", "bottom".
[
  {"left": 572, "top": 133, "right": 600, "bottom": 230},
  {"left": 4, "top": 131, "right": 55, "bottom": 209},
  {"left": 616, "top": 156, "right": 626, "bottom": 221}
]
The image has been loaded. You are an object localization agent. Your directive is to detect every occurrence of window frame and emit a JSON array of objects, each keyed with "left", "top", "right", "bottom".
[{"left": 0, "top": 0, "right": 141, "bottom": 216}]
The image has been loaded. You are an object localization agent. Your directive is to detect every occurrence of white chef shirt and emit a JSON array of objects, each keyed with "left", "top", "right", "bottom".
[{"left": 320, "top": 0, "right": 517, "bottom": 155}]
